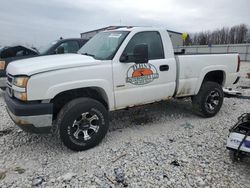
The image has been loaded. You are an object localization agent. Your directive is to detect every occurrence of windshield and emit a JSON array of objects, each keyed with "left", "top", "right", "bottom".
[
  {"left": 39, "top": 40, "right": 58, "bottom": 54},
  {"left": 78, "top": 31, "right": 129, "bottom": 60}
]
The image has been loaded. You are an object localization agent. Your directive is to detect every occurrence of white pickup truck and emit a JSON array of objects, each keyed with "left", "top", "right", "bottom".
[{"left": 4, "top": 27, "right": 240, "bottom": 151}]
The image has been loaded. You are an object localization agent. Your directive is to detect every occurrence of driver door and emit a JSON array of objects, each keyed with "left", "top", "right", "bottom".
[{"left": 113, "top": 31, "right": 176, "bottom": 109}]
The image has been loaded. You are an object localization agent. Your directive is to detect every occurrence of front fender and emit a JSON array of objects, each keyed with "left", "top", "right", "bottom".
[
  {"left": 27, "top": 65, "right": 114, "bottom": 110},
  {"left": 29, "top": 79, "right": 114, "bottom": 110}
]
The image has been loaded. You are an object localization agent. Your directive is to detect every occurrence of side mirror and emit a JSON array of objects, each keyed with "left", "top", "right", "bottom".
[
  {"left": 133, "top": 44, "right": 148, "bottom": 64},
  {"left": 56, "top": 46, "right": 64, "bottom": 54}
]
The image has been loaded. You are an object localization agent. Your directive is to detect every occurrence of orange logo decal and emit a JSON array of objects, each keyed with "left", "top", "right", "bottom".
[{"left": 126, "top": 64, "right": 159, "bottom": 85}]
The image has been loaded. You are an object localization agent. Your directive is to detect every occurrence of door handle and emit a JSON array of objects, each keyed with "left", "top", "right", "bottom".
[{"left": 160, "top": 65, "right": 169, "bottom": 71}]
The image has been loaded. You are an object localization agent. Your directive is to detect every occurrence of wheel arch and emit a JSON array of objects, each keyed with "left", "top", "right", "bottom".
[
  {"left": 51, "top": 87, "right": 110, "bottom": 120},
  {"left": 195, "top": 66, "right": 227, "bottom": 94},
  {"left": 203, "top": 70, "right": 226, "bottom": 85}
]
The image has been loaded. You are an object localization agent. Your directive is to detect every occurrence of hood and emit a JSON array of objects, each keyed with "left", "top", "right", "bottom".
[{"left": 7, "top": 54, "right": 100, "bottom": 76}]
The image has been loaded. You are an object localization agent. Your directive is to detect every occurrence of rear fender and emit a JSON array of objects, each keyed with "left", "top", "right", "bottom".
[{"left": 194, "top": 65, "right": 228, "bottom": 94}]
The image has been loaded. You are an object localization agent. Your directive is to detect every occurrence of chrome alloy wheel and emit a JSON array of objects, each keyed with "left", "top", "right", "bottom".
[
  {"left": 205, "top": 90, "right": 220, "bottom": 112},
  {"left": 70, "top": 112, "right": 100, "bottom": 141}
]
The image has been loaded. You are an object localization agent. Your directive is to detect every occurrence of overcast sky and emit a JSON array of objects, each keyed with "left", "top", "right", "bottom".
[{"left": 0, "top": 0, "right": 249, "bottom": 48}]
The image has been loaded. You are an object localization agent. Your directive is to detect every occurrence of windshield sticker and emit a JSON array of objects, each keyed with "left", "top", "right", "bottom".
[
  {"left": 126, "top": 63, "right": 159, "bottom": 85},
  {"left": 108, "top": 33, "right": 122, "bottom": 38}
]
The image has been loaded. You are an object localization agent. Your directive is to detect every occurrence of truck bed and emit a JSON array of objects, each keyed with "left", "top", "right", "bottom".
[{"left": 174, "top": 53, "right": 239, "bottom": 97}]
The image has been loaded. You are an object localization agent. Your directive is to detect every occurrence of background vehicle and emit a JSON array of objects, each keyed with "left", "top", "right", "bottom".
[
  {"left": 0, "top": 45, "right": 38, "bottom": 59},
  {"left": 38, "top": 38, "right": 88, "bottom": 56},
  {"left": 227, "top": 113, "right": 250, "bottom": 161},
  {"left": 0, "top": 45, "right": 38, "bottom": 90},
  {"left": 4, "top": 27, "right": 240, "bottom": 151},
  {"left": 0, "top": 38, "right": 88, "bottom": 90}
]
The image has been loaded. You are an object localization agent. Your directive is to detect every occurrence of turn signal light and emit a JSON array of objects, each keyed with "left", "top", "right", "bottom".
[{"left": 0, "top": 61, "right": 5, "bottom": 70}]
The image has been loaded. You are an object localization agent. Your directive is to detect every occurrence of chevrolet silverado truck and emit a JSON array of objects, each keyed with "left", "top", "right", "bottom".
[
  {"left": 0, "top": 38, "right": 88, "bottom": 90},
  {"left": 4, "top": 27, "right": 240, "bottom": 151}
]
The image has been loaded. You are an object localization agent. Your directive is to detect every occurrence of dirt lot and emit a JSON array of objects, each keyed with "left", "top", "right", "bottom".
[{"left": 0, "top": 62, "right": 250, "bottom": 188}]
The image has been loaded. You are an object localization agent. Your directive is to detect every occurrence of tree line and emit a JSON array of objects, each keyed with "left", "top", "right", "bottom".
[{"left": 185, "top": 24, "right": 250, "bottom": 45}]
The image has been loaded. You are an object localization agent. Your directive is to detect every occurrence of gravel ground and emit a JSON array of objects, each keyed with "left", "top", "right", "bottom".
[{"left": 1, "top": 62, "right": 250, "bottom": 188}]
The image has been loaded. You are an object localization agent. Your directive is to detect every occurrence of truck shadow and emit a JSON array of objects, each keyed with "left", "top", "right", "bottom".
[{"left": 109, "top": 98, "right": 196, "bottom": 131}]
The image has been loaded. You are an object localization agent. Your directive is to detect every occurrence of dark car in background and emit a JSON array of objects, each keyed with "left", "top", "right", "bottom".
[
  {"left": 38, "top": 38, "right": 88, "bottom": 55},
  {"left": 0, "top": 45, "right": 38, "bottom": 63},
  {"left": 0, "top": 38, "right": 88, "bottom": 90}
]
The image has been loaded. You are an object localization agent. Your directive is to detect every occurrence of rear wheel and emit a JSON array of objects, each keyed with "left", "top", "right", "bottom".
[
  {"left": 229, "top": 150, "right": 244, "bottom": 162},
  {"left": 57, "top": 97, "right": 109, "bottom": 151},
  {"left": 192, "top": 81, "right": 224, "bottom": 117}
]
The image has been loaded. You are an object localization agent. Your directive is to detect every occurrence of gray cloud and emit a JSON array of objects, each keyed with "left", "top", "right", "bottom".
[{"left": 0, "top": 0, "right": 249, "bottom": 47}]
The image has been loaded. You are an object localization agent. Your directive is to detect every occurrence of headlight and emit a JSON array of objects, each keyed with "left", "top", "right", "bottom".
[
  {"left": 0, "top": 60, "right": 5, "bottom": 70},
  {"left": 14, "top": 91, "right": 27, "bottom": 101},
  {"left": 13, "top": 76, "right": 29, "bottom": 88}
]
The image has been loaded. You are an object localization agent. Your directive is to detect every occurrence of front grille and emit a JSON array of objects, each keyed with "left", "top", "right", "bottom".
[
  {"left": 7, "top": 75, "right": 13, "bottom": 84},
  {"left": 7, "top": 87, "right": 13, "bottom": 97},
  {"left": 7, "top": 74, "right": 14, "bottom": 97}
]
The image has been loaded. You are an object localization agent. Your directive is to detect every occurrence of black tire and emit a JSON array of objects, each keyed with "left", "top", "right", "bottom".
[
  {"left": 57, "top": 97, "right": 109, "bottom": 151},
  {"left": 192, "top": 81, "right": 224, "bottom": 118},
  {"left": 229, "top": 150, "right": 243, "bottom": 162},
  {"left": 229, "top": 150, "right": 237, "bottom": 162}
]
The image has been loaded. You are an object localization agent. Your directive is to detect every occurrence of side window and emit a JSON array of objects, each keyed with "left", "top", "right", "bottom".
[
  {"left": 28, "top": 49, "right": 37, "bottom": 55},
  {"left": 56, "top": 41, "right": 80, "bottom": 54},
  {"left": 25, "top": 49, "right": 36, "bottom": 56},
  {"left": 122, "top": 31, "right": 164, "bottom": 62},
  {"left": 16, "top": 50, "right": 25, "bottom": 56}
]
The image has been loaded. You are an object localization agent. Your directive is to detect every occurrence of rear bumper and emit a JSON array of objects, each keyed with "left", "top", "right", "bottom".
[{"left": 4, "top": 92, "right": 53, "bottom": 133}]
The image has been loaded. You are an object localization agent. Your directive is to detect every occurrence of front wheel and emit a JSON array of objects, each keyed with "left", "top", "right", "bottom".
[
  {"left": 57, "top": 97, "right": 109, "bottom": 151},
  {"left": 192, "top": 81, "right": 224, "bottom": 118}
]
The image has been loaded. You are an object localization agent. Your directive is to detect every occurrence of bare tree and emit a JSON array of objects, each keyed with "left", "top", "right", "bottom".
[
  {"left": 190, "top": 24, "right": 249, "bottom": 45},
  {"left": 237, "top": 24, "right": 248, "bottom": 43}
]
